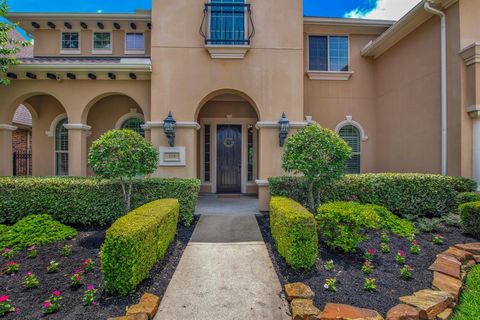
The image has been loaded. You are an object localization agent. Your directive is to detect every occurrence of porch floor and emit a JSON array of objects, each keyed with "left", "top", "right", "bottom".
[{"left": 195, "top": 194, "right": 261, "bottom": 215}]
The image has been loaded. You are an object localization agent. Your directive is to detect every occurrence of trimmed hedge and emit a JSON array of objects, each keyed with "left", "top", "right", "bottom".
[
  {"left": 101, "top": 199, "right": 179, "bottom": 296},
  {"left": 363, "top": 204, "right": 417, "bottom": 238},
  {"left": 0, "top": 177, "right": 200, "bottom": 226},
  {"left": 269, "top": 174, "right": 476, "bottom": 218},
  {"left": 270, "top": 197, "right": 318, "bottom": 270},
  {"left": 459, "top": 201, "right": 480, "bottom": 237},
  {"left": 457, "top": 192, "right": 480, "bottom": 208}
]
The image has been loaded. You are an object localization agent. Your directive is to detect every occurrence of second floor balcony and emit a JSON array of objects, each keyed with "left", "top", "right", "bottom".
[{"left": 200, "top": 1, "right": 255, "bottom": 59}]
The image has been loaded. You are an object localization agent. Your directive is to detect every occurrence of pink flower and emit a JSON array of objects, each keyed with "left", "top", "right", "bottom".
[
  {"left": 74, "top": 269, "right": 82, "bottom": 274},
  {"left": 412, "top": 240, "right": 419, "bottom": 245},
  {"left": 399, "top": 250, "right": 406, "bottom": 257},
  {"left": 53, "top": 290, "right": 61, "bottom": 296},
  {"left": 2, "top": 248, "right": 11, "bottom": 253},
  {"left": 43, "top": 301, "right": 51, "bottom": 308},
  {"left": 367, "top": 248, "right": 376, "bottom": 255},
  {"left": 76, "top": 276, "right": 81, "bottom": 281},
  {"left": 87, "top": 285, "right": 95, "bottom": 291},
  {"left": 0, "top": 295, "right": 9, "bottom": 302},
  {"left": 92, "top": 301, "right": 97, "bottom": 305},
  {"left": 7, "top": 262, "right": 17, "bottom": 266},
  {"left": 26, "top": 272, "right": 32, "bottom": 276}
]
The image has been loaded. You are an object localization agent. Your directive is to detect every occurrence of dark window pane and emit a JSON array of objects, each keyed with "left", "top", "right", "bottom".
[
  {"left": 55, "top": 118, "right": 69, "bottom": 176},
  {"left": 121, "top": 118, "right": 145, "bottom": 137},
  {"left": 247, "top": 125, "right": 254, "bottom": 181},
  {"left": 329, "top": 36, "right": 349, "bottom": 71},
  {"left": 210, "top": 0, "right": 245, "bottom": 45},
  {"left": 309, "top": 36, "right": 328, "bottom": 71},
  {"left": 204, "top": 125, "right": 211, "bottom": 182},
  {"left": 339, "top": 125, "right": 361, "bottom": 174}
]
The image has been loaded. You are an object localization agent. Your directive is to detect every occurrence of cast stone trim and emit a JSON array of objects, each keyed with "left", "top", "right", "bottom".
[
  {"left": 45, "top": 113, "right": 67, "bottom": 137},
  {"left": 205, "top": 45, "right": 250, "bottom": 59},
  {"left": 335, "top": 116, "right": 369, "bottom": 141},
  {"left": 460, "top": 43, "right": 480, "bottom": 66},
  {"left": 255, "top": 121, "right": 311, "bottom": 130},
  {"left": 143, "top": 121, "right": 201, "bottom": 130},
  {"left": 0, "top": 124, "right": 18, "bottom": 131},
  {"left": 255, "top": 180, "right": 269, "bottom": 186},
  {"left": 307, "top": 71, "right": 354, "bottom": 81},
  {"left": 63, "top": 123, "right": 92, "bottom": 131},
  {"left": 467, "top": 105, "right": 480, "bottom": 118},
  {"left": 115, "top": 108, "right": 145, "bottom": 129}
]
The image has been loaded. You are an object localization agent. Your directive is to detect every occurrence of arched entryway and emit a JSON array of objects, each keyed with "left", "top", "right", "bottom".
[{"left": 196, "top": 91, "right": 259, "bottom": 194}]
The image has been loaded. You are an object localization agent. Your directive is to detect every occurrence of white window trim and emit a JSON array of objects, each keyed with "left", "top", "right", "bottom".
[
  {"left": 115, "top": 109, "right": 145, "bottom": 129},
  {"left": 60, "top": 31, "right": 81, "bottom": 55},
  {"left": 92, "top": 31, "right": 113, "bottom": 55},
  {"left": 125, "top": 31, "right": 145, "bottom": 55},
  {"left": 46, "top": 113, "right": 68, "bottom": 137},
  {"left": 335, "top": 116, "right": 369, "bottom": 141},
  {"left": 307, "top": 34, "right": 351, "bottom": 81},
  {"left": 51, "top": 115, "right": 69, "bottom": 176}
]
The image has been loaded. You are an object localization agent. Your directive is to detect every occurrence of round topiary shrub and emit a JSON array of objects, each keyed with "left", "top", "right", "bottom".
[
  {"left": 282, "top": 124, "right": 351, "bottom": 211},
  {"left": 459, "top": 201, "right": 480, "bottom": 237}
]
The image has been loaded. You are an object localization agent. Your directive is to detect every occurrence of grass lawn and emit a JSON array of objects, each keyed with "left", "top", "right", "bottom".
[{"left": 452, "top": 265, "right": 480, "bottom": 319}]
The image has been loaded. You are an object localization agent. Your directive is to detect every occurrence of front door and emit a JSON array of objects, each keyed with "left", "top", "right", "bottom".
[{"left": 217, "top": 125, "right": 242, "bottom": 193}]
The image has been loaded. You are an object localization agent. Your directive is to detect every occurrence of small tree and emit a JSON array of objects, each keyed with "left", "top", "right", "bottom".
[
  {"left": 1, "top": 0, "right": 30, "bottom": 85},
  {"left": 88, "top": 130, "right": 158, "bottom": 212},
  {"left": 282, "top": 124, "right": 351, "bottom": 211}
]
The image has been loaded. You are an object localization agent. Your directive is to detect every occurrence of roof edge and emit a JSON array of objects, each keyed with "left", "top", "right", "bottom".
[
  {"left": 7, "top": 11, "right": 152, "bottom": 21},
  {"left": 303, "top": 16, "right": 394, "bottom": 28}
]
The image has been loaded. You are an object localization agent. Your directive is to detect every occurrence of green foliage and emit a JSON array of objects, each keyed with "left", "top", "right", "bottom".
[
  {"left": 269, "top": 174, "right": 476, "bottom": 218},
  {"left": 316, "top": 202, "right": 380, "bottom": 252},
  {"left": 88, "top": 129, "right": 159, "bottom": 212},
  {"left": 0, "top": 215, "right": 76, "bottom": 250},
  {"left": 0, "top": 177, "right": 200, "bottom": 226},
  {"left": 0, "top": 224, "right": 7, "bottom": 235},
  {"left": 101, "top": 199, "right": 179, "bottom": 296},
  {"left": 459, "top": 201, "right": 480, "bottom": 237},
  {"left": 452, "top": 265, "right": 480, "bottom": 319},
  {"left": 457, "top": 192, "right": 480, "bottom": 208},
  {"left": 269, "top": 197, "right": 318, "bottom": 270},
  {"left": 282, "top": 124, "right": 351, "bottom": 210},
  {"left": 1, "top": 0, "right": 30, "bottom": 86},
  {"left": 363, "top": 204, "right": 417, "bottom": 237}
]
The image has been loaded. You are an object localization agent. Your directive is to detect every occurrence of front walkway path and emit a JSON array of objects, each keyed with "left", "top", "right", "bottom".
[{"left": 155, "top": 214, "right": 290, "bottom": 320}]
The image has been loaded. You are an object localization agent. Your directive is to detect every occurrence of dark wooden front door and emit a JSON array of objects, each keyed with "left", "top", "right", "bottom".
[{"left": 217, "top": 125, "right": 242, "bottom": 193}]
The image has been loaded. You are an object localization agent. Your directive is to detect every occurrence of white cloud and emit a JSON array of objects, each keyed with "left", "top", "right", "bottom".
[{"left": 344, "top": 0, "right": 422, "bottom": 21}]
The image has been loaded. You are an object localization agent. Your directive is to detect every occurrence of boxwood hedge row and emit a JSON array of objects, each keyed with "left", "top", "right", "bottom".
[
  {"left": 270, "top": 197, "right": 318, "bottom": 270},
  {"left": 0, "top": 177, "right": 200, "bottom": 226},
  {"left": 101, "top": 199, "right": 179, "bottom": 296},
  {"left": 269, "top": 173, "right": 476, "bottom": 218}
]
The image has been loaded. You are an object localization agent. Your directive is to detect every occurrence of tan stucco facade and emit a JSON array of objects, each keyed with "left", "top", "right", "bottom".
[{"left": 2, "top": 0, "right": 480, "bottom": 210}]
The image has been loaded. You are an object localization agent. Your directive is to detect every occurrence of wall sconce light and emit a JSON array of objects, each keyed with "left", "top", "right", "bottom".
[
  {"left": 163, "top": 112, "right": 177, "bottom": 147},
  {"left": 278, "top": 112, "right": 290, "bottom": 147}
]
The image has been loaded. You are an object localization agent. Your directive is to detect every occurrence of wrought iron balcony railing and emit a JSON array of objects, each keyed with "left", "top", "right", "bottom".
[{"left": 200, "top": 2, "right": 255, "bottom": 46}]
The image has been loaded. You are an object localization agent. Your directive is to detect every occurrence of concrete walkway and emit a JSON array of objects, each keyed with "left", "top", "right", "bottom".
[
  {"left": 155, "top": 214, "right": 289, "bottom": 320},
  {"left": 195, "top": 194, "right": 261, "bottom": 216}
]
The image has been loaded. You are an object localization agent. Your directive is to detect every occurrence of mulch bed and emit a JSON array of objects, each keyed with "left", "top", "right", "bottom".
[
  {"left": 0, "top": 219, "right": 197, "bottom": 320},
  {"left": 257, "top": 215, "right": 478, "bottom": 316}
]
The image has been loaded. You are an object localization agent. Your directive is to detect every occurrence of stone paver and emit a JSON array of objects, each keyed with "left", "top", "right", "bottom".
[{"left": 155, "top": 214, "right": 289, "bottom": 320}]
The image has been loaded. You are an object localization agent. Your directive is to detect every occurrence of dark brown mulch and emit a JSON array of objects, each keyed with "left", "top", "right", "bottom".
[
  {"left": 257, "top": 215, "right": 478, "bottom": 316},
  {"left": 0, "top": 219, "right": 197, "bottom": 320}
]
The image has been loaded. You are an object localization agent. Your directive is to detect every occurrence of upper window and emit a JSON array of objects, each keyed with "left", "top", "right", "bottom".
[
  {"left": 309, "top": 35, "right": 349, "bottom": 72},
  {"left": 210, "top": 0, "right": 246, "bottom": 45},
  {"left": 61, "top": 32, "right": 79, "bottom": 50},
  {"left": 126, "top": 33, "right": 145, "bottom": 51},
  {"left": 339, "top": 125, "right": 361, "bottom": 174},
  {"left": 121, "top": 118, "right": 145, "bottom": 137},
  {"left": 93, "top": 32, "right": 112, "bottom": 50}
]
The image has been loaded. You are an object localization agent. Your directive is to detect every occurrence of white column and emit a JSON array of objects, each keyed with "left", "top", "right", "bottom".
[{"left": 468, "top": 106, "right": 480, "bottom": 190}]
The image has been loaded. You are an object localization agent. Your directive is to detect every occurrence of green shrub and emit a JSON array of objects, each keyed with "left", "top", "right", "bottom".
[
  {"left": 316, "top": 202, "right": 380, "bottom": 252},
  {"left": 0, "top": 177, "right": 200, "bottom": 226},
  {"left": 101, "top": 199, "right": 179, "bottom": 296},
  {"left": 363, "top": 204, "right": 417, "bottom": 237},
  {"left": 269, "top": 174, "right": 476, "bottom": 218},
  {"left": 457, "top": 192, "right": 480, "bottom": 208},
  {"left": 269, "top": 197, "right": 318, "bottom": 270},
  {"left": 459, "top": 201, "right": 480, "bottom": 237},
  {"left": 0, "top": 215, "right": 77, "bottom": 250},
  {"left": 0, "top": 224, "right": 8, "bottom": 235}
]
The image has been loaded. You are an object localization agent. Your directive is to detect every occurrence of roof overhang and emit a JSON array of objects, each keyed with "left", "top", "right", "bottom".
[
  {"left": 303, "top": 16, "right": 394, "bottom": 28},
  {"left": 361, "top": 0, "right": 458, "bottom": 59}
]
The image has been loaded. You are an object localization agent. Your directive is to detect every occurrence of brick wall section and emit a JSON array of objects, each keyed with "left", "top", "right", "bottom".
[{"left": 12, "top": 129, "right": 32, "bottom": 153}]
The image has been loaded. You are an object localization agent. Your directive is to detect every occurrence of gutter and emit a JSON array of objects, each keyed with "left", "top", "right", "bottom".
[{"left": 424, "top": 1, "right": 447, "bottom": 176}]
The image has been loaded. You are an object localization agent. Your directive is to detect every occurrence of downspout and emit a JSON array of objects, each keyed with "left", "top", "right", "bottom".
[{"left": 424, "top": 1, "right": 447, "bottom": 175}]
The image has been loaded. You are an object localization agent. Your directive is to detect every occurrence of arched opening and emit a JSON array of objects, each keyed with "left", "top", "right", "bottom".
[
  {"left": 339, "top": 124, "right": 361, "bottom": 174},
  {"left": 196, "top": 91, "right": 259, "bottom": 194},
  {"left": 86, "top": 95, "right": 145, "bottom": 175},
  {"left": 9, "top": 94, "right": 68, "bottom": 176}
]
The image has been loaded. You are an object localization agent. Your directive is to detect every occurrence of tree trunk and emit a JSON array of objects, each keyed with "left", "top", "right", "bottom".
[
  {"left": 307, "top": 181, "right": 315, "bottom": 212},
  {"left": 126, "top": 182, "right": 133, "bottom": 212}
]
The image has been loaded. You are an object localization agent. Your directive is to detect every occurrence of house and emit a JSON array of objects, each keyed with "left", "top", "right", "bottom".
[{"left": 1, "top": 0, "right": 479, "bottom": 210}]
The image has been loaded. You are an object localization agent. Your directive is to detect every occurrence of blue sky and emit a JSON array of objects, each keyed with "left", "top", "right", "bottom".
[{"left": 5, "top": 0, "right": 421, "bottom": 20}]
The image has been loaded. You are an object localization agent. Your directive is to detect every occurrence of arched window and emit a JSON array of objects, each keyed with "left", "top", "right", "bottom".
[
  {"left": 121, "top": 118, "right": 145, "bottom": 137},
  {"left": 339, "top": 125, "right": 361, "bottom": 174},
  {"left": 55, "top": 118, "right": 69, "bottom": 176}
]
